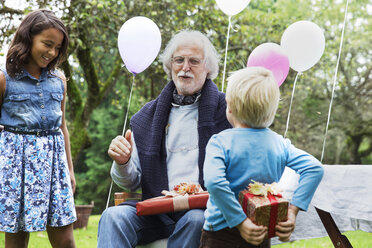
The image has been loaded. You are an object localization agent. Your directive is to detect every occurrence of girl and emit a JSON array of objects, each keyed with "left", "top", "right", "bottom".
[{"left": 0, "top": 9, "right": 76, "bottom": 248}]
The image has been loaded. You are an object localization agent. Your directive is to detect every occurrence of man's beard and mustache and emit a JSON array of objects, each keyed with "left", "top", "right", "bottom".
[
  {"left": 173, "top": 71, "right": 196, "bottom": 95},
  {"left": 177, "top": 71, "right": 195, "bottom": 79},
  {"left": 173, "top": 71, "right": 205, "bottom": 96}
]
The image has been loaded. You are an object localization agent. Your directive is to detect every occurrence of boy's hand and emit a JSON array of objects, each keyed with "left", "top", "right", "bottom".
[
  {"left": 237, "top": 218, "right": 268, "bottom": 245},
  {"left": 275, "top": 205, "right": 300, "bottom": 242}
]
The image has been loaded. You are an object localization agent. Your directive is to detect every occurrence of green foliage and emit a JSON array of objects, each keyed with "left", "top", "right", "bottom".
[{"left": 75, "top": 71, "right": 148, "bottom": 212}]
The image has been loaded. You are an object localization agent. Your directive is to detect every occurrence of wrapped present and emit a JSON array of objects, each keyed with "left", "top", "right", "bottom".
[
  {"left": 136, "top": 183, "right": 209, "bottom": 216},
  {"left": 239, "top": 181, "right": 289, "bottom": 238}
]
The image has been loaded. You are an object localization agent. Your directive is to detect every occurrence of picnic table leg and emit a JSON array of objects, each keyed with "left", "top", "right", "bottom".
[{"left": 315, "top": 207, "right": 353, "bottom": 248}]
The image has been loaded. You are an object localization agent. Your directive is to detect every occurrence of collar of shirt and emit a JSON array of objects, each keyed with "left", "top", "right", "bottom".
[{"left": 14, "top": 67, "right": 49, "bottom": 81}]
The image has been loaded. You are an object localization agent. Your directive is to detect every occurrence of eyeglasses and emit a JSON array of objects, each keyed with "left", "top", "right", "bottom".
[{"left": 172, "top": 56, "right": 204, "bottom": 67}]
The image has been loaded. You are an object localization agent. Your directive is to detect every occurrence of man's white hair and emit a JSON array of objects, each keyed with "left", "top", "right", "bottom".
[{"left": 160, "top": 30, "right": 220, "bottom": 80}]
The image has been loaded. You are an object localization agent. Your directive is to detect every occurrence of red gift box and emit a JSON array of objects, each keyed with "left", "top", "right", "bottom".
[
  {"left": 239, "top": 182, "right": 288, "bottom": 238},
  {"left": 136, "top": 192, "right": 209, "bottom": 216}
]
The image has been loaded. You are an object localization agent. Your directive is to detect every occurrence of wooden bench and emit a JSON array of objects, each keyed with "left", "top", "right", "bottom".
[{"left": 114, "top": 192, "right": 141, "bottom": 206}]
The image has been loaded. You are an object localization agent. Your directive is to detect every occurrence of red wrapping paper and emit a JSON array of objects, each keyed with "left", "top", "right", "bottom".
[
  {"left": 136, "top": 192, "right": 209, "bottom": 216},
  {"left": 239, "top": 190, "right": 288, "bottom": 238}
]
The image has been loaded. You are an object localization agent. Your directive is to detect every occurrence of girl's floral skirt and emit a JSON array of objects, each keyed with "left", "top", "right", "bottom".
[{"left": 0, "top": 130, "right": 76, "bottom": 233}]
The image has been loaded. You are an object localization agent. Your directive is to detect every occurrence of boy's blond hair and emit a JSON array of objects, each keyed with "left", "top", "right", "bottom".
[{"left": 226, "top": 67, "right": 280, "bottom": 128}]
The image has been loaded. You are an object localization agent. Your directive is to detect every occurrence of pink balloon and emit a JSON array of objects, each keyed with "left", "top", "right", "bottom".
[{"left": 247, "top": 43, "right": 289, "bottom": 86}]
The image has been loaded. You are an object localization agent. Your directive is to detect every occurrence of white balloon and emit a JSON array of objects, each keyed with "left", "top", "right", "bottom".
[
  {"left": 118, "top": 16, "right": 161, "bottom": 74},
  {"left": 281, "top": 20, "right": 325, "bottom": 72},
  {"left": 216, "top": 0, "right": 251, "bottom": 16}
]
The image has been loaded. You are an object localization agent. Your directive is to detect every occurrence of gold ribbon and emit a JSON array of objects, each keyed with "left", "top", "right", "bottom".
[{"left": 247, "top": 180, "right": 282, "bottom": 198}]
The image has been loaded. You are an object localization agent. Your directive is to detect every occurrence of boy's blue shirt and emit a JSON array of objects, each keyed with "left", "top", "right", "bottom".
[{"left": 203, "top": 128, "right": 324, "bottom": 231}]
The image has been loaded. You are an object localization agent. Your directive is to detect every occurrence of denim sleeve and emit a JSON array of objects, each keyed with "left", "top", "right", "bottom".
[{"left": 110, "top": 134, "right": 142, "bottom": 192}]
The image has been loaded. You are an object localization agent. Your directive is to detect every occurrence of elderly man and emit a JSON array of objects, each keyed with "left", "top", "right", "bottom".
[{"left": 97, "top": 30, "right": 231, "bottom": 248}]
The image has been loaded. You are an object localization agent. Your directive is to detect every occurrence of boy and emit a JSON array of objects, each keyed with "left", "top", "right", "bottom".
[{"left": 201, "top": 67, "right": 324, "bottom": 247}]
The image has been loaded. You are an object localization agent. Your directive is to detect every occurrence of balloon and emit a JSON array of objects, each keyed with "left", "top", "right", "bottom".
[
  {"left": 247, "top": 43, "right": 290, "bottom": 86},
  {"left": 216, "top": 0, "right": 251, "bottom": 16},
  {"left": 281, "top": 20, "right": 325, "bottom": 72},
  {"left": 118, "top": 16, "right": 161, "bottom": 74}
]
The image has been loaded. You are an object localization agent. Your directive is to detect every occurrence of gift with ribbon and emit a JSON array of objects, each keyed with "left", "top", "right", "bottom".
[
  {"left": 136, "top": 183, "right": 209, "bottom": 216},
  {"left": 239, "top": 181, "right": 289, "bottom": 238}
]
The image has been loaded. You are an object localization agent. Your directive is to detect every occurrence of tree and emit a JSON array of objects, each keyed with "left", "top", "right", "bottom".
[{"left": 288, "top": 0, "right": 372, "bottom": 164}]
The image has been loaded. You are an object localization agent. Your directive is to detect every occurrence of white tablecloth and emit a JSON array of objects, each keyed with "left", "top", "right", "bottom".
[{"left": 272, "top": 165, "right": 372, "bottom": 245}]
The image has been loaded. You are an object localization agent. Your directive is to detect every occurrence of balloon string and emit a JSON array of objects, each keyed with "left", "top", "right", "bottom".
[
  {"left": 106, "top": 74, "right": 136, "bottom": 209},
  {"left": 320, "top": 0, "right": 349, "bottom": 163},
  {"left": 221, "top": 16, "right": 232, "bottom": 93},
  {"left": 231, "top": 22, "right": 239, "bottom": 32},
  {"left": 284, "top": 72, "right": 300, "bottom": 138},
  {"left": 105, "top": 180, "right": 113, "bottom": 209},
  {"left": 122, "top": 74, "right": 136, "bottom": 136}
]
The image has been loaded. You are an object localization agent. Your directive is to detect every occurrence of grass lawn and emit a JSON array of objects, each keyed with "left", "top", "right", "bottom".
[
  {"left": 0, "top": 215, "right": 100, "bottom": 248},
  {"left": 1, "top": 215, "right": 371, "bottom": 247},
  {"left": 275, "top": 230, "right": 372, "bottom": 247}
]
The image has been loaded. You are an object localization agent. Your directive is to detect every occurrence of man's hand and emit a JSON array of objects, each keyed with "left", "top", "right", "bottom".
[
  {"left": 275, "top": 205, "right": 300, "bottom": 242},
  {"left": 237, "top": 218, "right": 268, "bottom": 245},
  {"left": 108, "top": 130, "right": 133, "bottom": 165}
]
